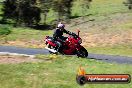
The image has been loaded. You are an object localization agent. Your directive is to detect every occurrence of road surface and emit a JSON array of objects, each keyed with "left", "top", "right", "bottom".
[{"left": 0, "top": 46, "right": 132, "bottom": 64}]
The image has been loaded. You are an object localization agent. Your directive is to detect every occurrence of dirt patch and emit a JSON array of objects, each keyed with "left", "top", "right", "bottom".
[
  {"left": 0, "top": 40, "right": 45, "bottom": 48},
  {"left": 67, "top": 12, "right": 132, "bottom": 47},
  {"left": 0, "top": 55, "right": 42, "bottom": 64},
  {"left": 81, "top": 30, "right": 132, "bottom": 47},
  {"left": 67, "top": 12, "right": 132, "bottom": 31}
]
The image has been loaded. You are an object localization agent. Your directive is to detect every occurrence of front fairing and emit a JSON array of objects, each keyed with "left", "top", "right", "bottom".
[{"left": 62, "top": 36, "right": 83, "bottom": 55}]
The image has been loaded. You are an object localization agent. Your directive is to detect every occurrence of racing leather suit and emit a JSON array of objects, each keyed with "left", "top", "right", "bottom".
[{"left": 53, "top": 27, "right": 72, "bottom": 51}]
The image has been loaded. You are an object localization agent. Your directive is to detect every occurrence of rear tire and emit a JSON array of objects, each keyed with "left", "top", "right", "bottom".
[{"left": 77, "top": 47, "right": 88, "bottom": 58}]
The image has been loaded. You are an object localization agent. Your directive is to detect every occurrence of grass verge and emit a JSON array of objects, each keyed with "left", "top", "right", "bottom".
[
  {"left": 87, "top": 45, "right": 132, "bottom": 57},
  {"left": 6, "top": 27, "right": 52, "bottom": 41},
  {"left": 0, "top": 55, "right": 132, "bottom": 88},
  {"left": 0, "top": 27, "right": 52, "bottom": 48}
]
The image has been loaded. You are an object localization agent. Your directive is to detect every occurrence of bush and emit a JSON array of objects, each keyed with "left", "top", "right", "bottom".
[{"left": 0, "top": 25, "right": 11, "bottom": 35}]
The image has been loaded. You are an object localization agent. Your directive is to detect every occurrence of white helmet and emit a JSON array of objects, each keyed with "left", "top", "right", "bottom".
[{"left": 57, "top": 23, "right": 65, "bottom": 28}]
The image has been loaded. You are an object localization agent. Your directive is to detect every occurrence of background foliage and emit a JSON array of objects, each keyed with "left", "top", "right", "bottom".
[{"left": 1, "top": 0, "right": 92, "bottom": 26}]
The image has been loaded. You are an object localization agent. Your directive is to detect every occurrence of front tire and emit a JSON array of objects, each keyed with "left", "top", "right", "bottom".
[{"left": 77, "top": 47, "right": 88, "bottom": 58}]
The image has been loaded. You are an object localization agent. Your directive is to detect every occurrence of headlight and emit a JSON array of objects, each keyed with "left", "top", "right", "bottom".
[{"left": 78, "top": 39, "right": 82, "bottom": 44}]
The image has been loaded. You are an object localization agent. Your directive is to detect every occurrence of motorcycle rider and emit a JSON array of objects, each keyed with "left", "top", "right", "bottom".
[{"left": 53, "top": 22, "right": 73, "bottom": 52}]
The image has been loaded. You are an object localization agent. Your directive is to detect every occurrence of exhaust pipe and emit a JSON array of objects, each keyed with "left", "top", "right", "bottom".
[{"left": 45, "top": 47, "right": 57, "bottom": 53}]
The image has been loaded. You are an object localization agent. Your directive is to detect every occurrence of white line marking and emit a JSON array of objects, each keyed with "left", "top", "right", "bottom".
[{"left": 0, "top": 52, "right": 35, "bottom": 58}]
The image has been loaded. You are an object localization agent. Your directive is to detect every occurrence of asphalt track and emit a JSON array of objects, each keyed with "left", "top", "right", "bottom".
[{"left": 0, "top": 46, "right": 132, "bottom": 64}]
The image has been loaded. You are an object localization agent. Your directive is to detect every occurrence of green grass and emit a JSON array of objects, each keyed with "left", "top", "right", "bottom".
[
  {"left": 87, "top": 45, "right": 132, "bottom": 57},
  {"left": 5, "top": 27, "right": 52, "bottom": 41},
  {"left": 72, "top": 0, "right": 128, "bottom": 16},
  {"left": 40, "top": 0, "right": 130, "bottom": 23},
  {"left": 0, "top": 55, "right": 132, "bottom": 88},
  {"left": 0, "top": 3, "right": 3, "bottom": 19},
  {"left": 119, "top": 22, "right": 132, "bottom": 29},
  {"left": 0, "top": 25, "right": 11, "bottom": 35}
]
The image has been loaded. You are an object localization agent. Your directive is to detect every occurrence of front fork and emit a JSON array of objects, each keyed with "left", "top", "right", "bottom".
[{"left": 76, "top": 45, "right": 83, "bottom": 51}]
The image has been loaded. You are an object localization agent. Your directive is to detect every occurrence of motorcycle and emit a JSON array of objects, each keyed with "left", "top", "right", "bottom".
[{"left": 45, "top": 30, "right": 88, "bottom": 58}]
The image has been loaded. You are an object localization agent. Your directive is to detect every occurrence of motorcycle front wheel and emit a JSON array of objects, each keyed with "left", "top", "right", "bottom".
[{"left": 76, "top": 47, "right": 88, "bottom": 58}]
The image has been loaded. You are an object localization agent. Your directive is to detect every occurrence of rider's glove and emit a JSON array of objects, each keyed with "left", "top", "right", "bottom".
[
  {"left": 72, "top": 32, "right": 78, "bottom": 38},
  {"left": 72, "top": 32, "right": 77, "bottom": 36}
]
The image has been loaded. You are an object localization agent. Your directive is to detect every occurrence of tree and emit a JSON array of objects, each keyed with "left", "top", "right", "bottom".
[
  {"left": 63, "top": 0, "right": 73, "bottom": 19},
  {"left": 52, "top": 0, "right": 74, "bottom": 22},
  {"left": 38, "top": 0, "right": 52, "bottom": 24},
  {"left": 2, "top": 0, "right": 92, "bottom": 26},
  {"left": 80, "top": 0, "right": 92, "bottom": 16},
  {"left": 2, "top": 0, "right": 17, "bottom": 22},
  {"left": 15, "top": 0, "right": 41, "bottom": 26},
  {"left": 2, "top": 0, "right": 41, "bottom": 26}
]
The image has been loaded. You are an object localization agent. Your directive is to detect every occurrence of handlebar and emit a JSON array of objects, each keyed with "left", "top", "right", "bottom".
[{"left": 70, "top": 32, "right": 78, "bottom": 39}]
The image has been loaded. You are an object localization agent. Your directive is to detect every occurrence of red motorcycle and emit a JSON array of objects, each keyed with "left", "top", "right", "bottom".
[{"left": 45, "top": 30, "right": 88, "bottom": 58}]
